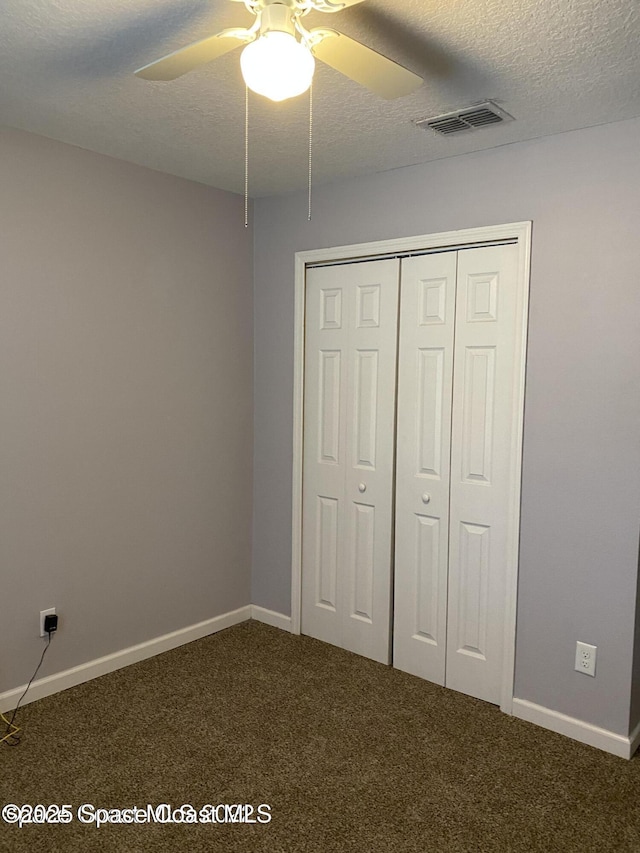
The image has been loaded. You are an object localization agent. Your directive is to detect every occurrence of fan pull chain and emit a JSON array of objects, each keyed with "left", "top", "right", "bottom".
[
  {"left": 244, "top": 85, "right": 249, "bottom": 228},
  {"left": 308, "top": 81, "right": 313, "bottom": 221}
]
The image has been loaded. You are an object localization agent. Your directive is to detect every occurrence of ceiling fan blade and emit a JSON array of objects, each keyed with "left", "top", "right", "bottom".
[
  {"left": 310, "top": 29, "right": 422, "bottom": 99},
  {"left": 135, "top": 28, "right": 253, "bottom": 81}
]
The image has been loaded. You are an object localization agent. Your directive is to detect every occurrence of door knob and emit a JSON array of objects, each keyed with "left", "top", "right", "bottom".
[
  {"left": 421, "top": 493, "right": 431, "bottom": 504},
  {"left": 358, "top": 483, "right": 367, "bottom": 493}
]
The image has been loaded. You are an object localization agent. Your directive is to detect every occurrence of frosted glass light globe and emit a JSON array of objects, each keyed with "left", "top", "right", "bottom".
[{"left": 241, "top": 32, "right": 315, "bottom": 102}]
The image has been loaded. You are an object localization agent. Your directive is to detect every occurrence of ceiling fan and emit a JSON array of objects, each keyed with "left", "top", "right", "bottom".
[{"left": 135, "top": 0, "right": 423, "bottom": 102}]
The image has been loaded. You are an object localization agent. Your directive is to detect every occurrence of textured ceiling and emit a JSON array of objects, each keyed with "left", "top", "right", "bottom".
[{"left": 0, "top": 0, "right": 638, "bottom": 197}]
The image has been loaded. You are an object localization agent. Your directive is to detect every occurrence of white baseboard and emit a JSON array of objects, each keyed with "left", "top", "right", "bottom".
[
  {"left": 629, "top": 718, "right": 640, "bottom": 759},
  {"left": 512, "top": 697, "right": 635, "bottom": 759},
  {"left": 0, "top": 605, "right": 251, "bottom": 715},
  {"left": 250, "top": 605, "right": 292, "bottom": 633},
  {"left": 14, "top": 606, "right": 634, "bottom": 761}
]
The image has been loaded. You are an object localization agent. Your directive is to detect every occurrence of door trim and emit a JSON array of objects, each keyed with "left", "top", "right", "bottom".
[{"left": 291, "top": 222, "right": 532, "bottom": 714}]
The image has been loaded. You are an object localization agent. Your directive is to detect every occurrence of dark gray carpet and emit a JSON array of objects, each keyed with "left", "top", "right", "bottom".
[{"left": 1, "top": 620, "right": 639, "bottom": 852}]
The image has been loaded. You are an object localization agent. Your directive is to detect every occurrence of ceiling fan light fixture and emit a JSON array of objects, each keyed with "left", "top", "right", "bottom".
[{"left": 240, "top": 31, "right": 315, "bottom": 102}]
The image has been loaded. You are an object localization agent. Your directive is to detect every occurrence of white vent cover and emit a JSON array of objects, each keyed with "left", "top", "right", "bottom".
[{"left": 415, "top": 101, "right": 514, "bottom": 136}]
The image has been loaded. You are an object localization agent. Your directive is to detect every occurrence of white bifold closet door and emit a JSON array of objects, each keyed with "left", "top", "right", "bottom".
[
  {"left": 393, "top": 244, "right": 519, "bottom": 704},
  {"left": 301, "top": 259, "right": 400, "bottom": 664},
  {"left": 301, "top": 243, "right": 520, "bottom": 706}
]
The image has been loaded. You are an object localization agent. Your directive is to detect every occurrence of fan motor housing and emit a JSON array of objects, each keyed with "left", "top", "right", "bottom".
[
  {"left": 257, "top": 0, "right": 299, "bottom": 11},
  {"left": 261, "top": 3, "right": 296, "bottom": 35}
]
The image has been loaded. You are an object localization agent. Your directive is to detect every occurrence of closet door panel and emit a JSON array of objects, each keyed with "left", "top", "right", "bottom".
[
  {"left": 302, "top": 260, "right": 399, "bottom": 665},
  {"left": 446, "top": 244, "right": 519, "bottom": 704},
  {"left": 342, "top": 262, "right": 400, "bottom": 663},
  {"left": 302, "top": 270, "right": 350, "bottom": 648},
  {"left": 393, "top": 253, "right": 457, "bottom": 683}
]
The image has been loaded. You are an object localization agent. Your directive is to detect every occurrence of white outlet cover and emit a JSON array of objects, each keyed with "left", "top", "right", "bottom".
[{"left": 575, "top": 641, "right": 597, "bottom": 677}]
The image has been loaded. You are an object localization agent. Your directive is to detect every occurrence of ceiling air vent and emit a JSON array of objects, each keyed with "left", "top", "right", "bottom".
[{"left": 415, "top": 101, "right": 514, "bottom": 136}]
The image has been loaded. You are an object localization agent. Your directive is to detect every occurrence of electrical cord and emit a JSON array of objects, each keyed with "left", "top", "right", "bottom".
[
  {"left": 0, "top": 711, "right": 19, "bottom": 746},
  {"left": 1, "top": 631, "right": 54, "bottom": 747}
]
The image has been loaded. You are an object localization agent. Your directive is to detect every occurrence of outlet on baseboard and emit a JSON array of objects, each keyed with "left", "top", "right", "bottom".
[
  {"left": 575, "top": 641, "right": 597, "bottom": 677},
  {"left": 40, "top": 608, "right": 56, "bottom": 638}
]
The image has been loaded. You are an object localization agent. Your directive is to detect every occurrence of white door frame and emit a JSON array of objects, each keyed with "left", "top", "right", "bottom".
[{"left": 291, "top": 221, "right": 532, "bottom": 714}]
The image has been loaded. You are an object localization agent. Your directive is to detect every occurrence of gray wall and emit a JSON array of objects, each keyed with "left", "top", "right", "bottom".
[
  {"left": 0, "top": 128, "right": 253, "bottom": 695},
  {"left": 252, "top": 117, "right": 640, "bottom": 736}
]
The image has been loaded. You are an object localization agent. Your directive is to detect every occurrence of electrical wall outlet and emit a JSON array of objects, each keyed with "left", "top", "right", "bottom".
[
  {"left": 575, "top": 641, "right": 597, "bottom": 677},
  {"left": 40, "top": 608, "right": 56, "bottom": 638}
]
